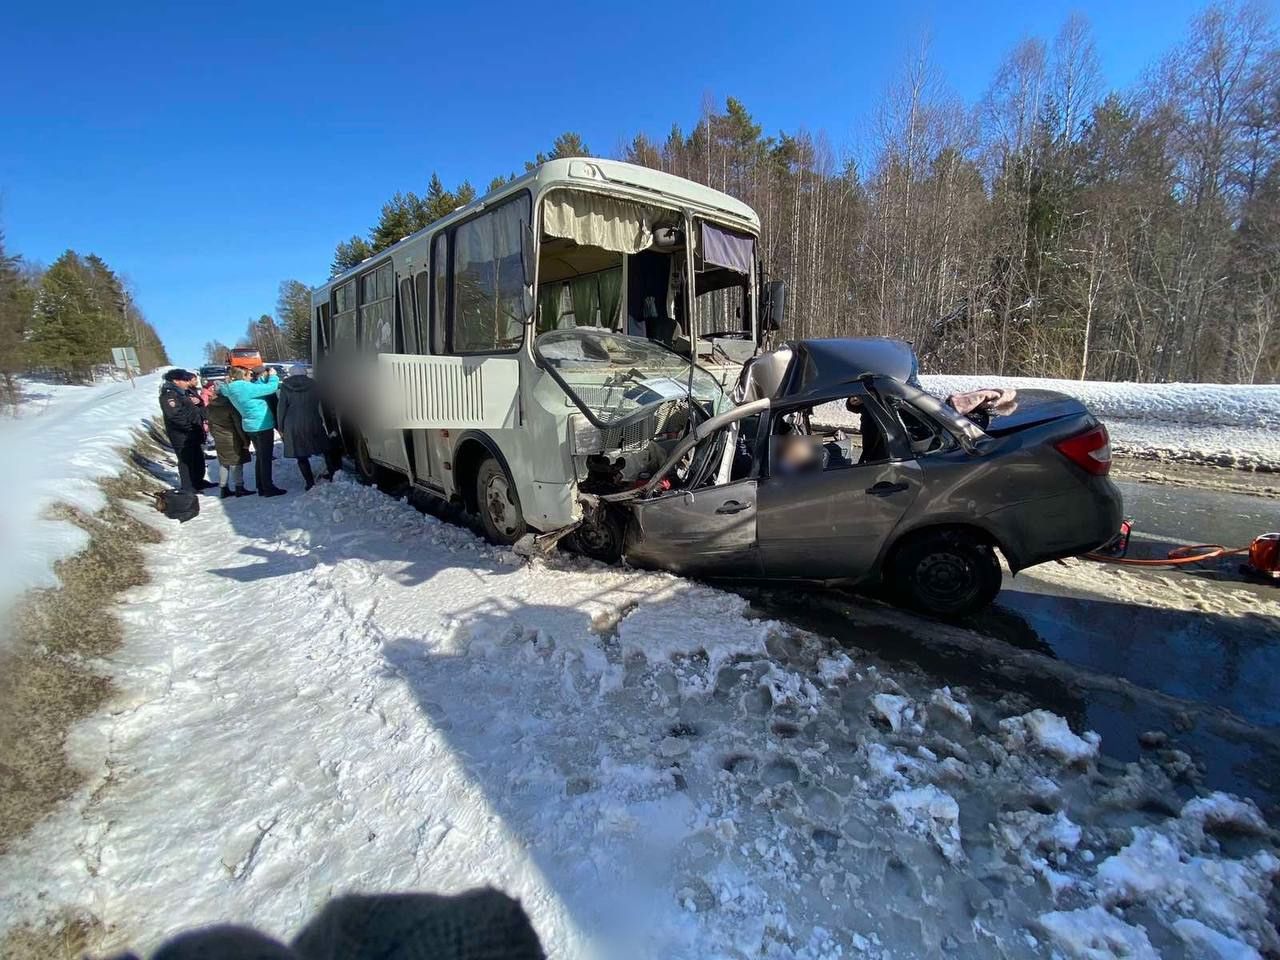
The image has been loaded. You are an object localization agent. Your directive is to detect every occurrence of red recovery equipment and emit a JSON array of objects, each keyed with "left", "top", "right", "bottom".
[
  {"left": 1247, "top": 533, "right": 1280, "bottom": 580},
  {"left": 1087, "top": 522, "right": 1279, "bottom": 582}
]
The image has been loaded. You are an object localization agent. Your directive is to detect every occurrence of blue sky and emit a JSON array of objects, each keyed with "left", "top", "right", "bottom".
[{"left": 0, "top": 0, "right": 1232, "bottom": 364}]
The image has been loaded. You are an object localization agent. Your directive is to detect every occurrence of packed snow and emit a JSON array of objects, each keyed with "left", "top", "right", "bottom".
[
  {"left": 924, "top": 374, "right": 1280, "bottom": 471},
  {"left": 2, "top": 456, "right": 1275, "bottom": 957},
  {"left": 0, "top": 374, "right": 164, "bottom": 629},
  {"left": 817, "top": 373, "right": 1280, "bottom": 470}
]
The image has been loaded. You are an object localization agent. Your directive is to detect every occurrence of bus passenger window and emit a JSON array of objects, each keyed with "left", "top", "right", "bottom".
[
  {"left": 432, "top": 238, "right": 447, "bottom": 355},
  {"left": 399, "top": 277, "right": 417, "bottom": 353},
  {"left": 414, "top": 270, "right": 431, "bottom": 354}
]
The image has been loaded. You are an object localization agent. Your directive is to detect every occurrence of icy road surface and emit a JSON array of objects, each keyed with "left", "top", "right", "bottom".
[{"left": 2, "top": 469, "right": 1277, "bottom": 959}]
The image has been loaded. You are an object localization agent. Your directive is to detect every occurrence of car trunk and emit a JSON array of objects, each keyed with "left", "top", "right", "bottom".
[{"left": 978, "top": 389, "right": 1090, "bottom": 436}]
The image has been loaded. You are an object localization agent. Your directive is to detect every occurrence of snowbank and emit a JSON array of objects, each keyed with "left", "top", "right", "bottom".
[
  {"left": 923, "top": 374, "right": 1280, "bottom": 470},
  {"left": 0, "top": 375, "right": 163, "bottom": 629},
  {"left": 815, "top": 373, "right": 1280, "bottom": 470},
  {"left": 919, "top": 375, "right": 1280, "bottom": 430}
]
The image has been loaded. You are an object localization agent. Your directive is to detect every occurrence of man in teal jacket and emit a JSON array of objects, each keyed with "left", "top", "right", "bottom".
[{"left": 222, "top": 366, "right": 286, "bottom": 497}]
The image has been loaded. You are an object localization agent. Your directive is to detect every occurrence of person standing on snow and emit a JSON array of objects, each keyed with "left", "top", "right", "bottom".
[
  {"left": 222, "top": 366, "right": 286, "bottom": 497},
  {"left": 276, "top": 365, "right": 332, "bottom": 490},
  {"left": 204, "top": 380, "right": 252, "bottom": 498},
  {"left": 159, "top": 369, "right": 212, "bottom": 493},
  {"left": 184, "top": 377, "right": 211, "bottom": 487}
]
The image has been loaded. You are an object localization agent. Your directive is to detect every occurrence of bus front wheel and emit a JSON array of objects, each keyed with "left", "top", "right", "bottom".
[{"left": 476, "top": 457, "right": 527, "bottom": 546}]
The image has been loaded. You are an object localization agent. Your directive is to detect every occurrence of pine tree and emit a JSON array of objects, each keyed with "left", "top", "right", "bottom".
[
  {"left": 423, "top": 173, "right": 456, "bottom": 222},
  {"left": 0, "top": 229, "right": 33, "bottom": 403},
  {"left": 525, "top": 132, "right": 591, "bottom": 170},
  {"left": 331, "top": 236, "right": 375, "bottom": 277},
  {"left": 277, "top": 279, "right": 313, "bottom": 360},
  {"left": 28, "top": 252, "right": 105, "bottom": 380},
  {"left": 371, "top": 192, "right": 427, "bottom": 252}
]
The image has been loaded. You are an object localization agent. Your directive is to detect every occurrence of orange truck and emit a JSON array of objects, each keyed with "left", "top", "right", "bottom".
[{"left": 227, "top": 347, "right": 263, "bottom": 370}]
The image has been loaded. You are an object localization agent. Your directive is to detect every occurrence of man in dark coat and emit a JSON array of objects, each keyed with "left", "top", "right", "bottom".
[
  {"left": 159, "top": 369, "right": 212, "bottom": 492},
  {"left": 277, "top": 365, "right": 333, "bottom": 490}
]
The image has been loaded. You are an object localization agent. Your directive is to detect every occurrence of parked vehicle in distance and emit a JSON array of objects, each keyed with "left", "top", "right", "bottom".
[
  {"left": 228, "top": 347, "right": 263, "bottom": 370},
  {"left": 590, "top": 337, "right": 1124, "bottom": 617},
  {"left": 198, "top": 364, "right": 228, "bottom": 385}
]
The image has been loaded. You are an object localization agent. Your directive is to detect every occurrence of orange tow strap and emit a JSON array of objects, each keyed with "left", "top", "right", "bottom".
[{"left": 1086, "top": 544, "right": 1253, "bottom": 566}]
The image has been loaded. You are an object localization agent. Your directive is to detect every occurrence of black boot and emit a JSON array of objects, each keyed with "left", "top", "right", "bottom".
[
  {"left": 235, "top": 486, "right": 251, "bottom": 497},
  {"left": 259, "top": 486, "right": 287, "bottom": 498},
  {"left": 221, "top": 486, "right": 233, "bottom": 499}
]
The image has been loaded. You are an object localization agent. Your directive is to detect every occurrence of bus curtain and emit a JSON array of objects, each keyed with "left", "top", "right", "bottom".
[
  {"left": 701, "top": 222, "right": 754, "bottom": 275},
  {"left": 537, "top": 284, "right": 564, "bottom": 334},
  {"left": 542, "top": 192, "right": 656, "bottom": 255}
]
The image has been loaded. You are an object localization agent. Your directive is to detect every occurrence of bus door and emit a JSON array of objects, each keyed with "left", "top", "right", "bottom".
[{"left": 359, "top": 262, "right": 412, "bottom": 474}]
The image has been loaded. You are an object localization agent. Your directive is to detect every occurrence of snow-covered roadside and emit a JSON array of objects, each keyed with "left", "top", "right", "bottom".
[
  {"left": 921, "top": 374, "right": 1280, "bottom": 472},
  {"left": 1, "top": 470, "right": 1274, "bottom": 958},
  {"left": 0, "top": 375, "right": 164, "bottom": 630},
  {"left": 816, "top": 374, "right": 1280, "bottom": 470}
]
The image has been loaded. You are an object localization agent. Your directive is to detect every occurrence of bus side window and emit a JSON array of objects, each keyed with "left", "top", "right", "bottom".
[
  {"left": 431, "top": 234, "right": 448, "bottom": 355},
  {"left": 359, "top": 262, "right": 395, "bottom": 353},
  {"left": 399, "top": 277, "right": 417, "bottom": 353},
  {"left": 413, "top": 271, "right": 430, "bottom": 355},
  {"left": 332, "top": 280, "right": 357, "bottom": 355}
]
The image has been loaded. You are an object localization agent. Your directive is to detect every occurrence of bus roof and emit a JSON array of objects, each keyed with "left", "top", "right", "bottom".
[{"left": 314, "top": 158, "right": 761, "bottom": 295}]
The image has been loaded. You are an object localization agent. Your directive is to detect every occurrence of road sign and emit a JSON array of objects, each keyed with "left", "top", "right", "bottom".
[{"left": 111, "top": 346, "right": 140, "bottom": 387}]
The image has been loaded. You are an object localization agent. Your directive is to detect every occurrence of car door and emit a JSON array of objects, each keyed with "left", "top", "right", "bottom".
[
  {"left": 623, "top": 479, "right": 762, "bottom": 578},
  {"left": 756, "top": 462, "right": 921, "bottom": 580},
  {"left": 756, "top": 396, "right": 921, "bottom": 580}
]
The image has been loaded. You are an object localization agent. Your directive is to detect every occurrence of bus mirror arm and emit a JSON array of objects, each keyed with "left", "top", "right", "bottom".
[
  {"left": 520, "top": 222, "right": 536, "bottom": 288},
  {"left": 520, "top": 221, "right": 537, "bottom": 323}
]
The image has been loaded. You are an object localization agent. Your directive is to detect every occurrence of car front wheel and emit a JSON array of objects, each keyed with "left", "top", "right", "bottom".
[{"left": 889, "top": 530, "right": 1002, "bottom": 618}]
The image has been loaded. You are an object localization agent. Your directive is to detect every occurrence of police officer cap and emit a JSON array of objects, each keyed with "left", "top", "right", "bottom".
[{"left": 164, "top": 368, "right": 196, "bottom": 382}]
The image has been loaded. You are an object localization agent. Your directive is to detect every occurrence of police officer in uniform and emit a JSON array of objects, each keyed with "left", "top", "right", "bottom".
[{"left": 160, "top": 369, "right": 212, "bottom": 492}]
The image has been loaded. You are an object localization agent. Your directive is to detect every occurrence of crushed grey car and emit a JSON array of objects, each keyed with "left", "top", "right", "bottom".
[{"left": 587, "top": 338, "right": 1123, "bottom": 617}]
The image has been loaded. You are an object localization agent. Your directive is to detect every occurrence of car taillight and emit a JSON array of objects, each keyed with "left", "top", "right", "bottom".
[{"left": 1054, "top": 424, "right": 1112, "bottom": 476}]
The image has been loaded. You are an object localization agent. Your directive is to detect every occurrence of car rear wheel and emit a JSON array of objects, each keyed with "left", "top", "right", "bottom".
[
  {"left": 889, "top": 530, "right": 1002, "bottom": 618},
  {"left": 476, "top": 456, "right": 527, "bottom": 546}
]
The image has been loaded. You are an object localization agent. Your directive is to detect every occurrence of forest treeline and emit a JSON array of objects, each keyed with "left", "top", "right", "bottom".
[
  {"left": 0, "top": 232, "right": 170, "bottom": 401},
  {"left": 320, "top": 2, "right": 1279, "bottom": 383}
]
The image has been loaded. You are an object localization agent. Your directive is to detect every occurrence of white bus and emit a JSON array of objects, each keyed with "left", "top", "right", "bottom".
[{"left": 312, "top": 157, "right": 784, "bottom": 555}]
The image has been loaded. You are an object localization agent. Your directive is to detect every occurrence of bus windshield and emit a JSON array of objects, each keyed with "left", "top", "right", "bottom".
[{"left": 536, "top": 329, "right": 726, "bottom": 427}]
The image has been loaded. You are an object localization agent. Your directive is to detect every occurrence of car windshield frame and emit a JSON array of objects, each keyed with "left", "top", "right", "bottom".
[
  {"left": 535, "top": 328, "right": 727, "bottom": 429},
  {"left": 199, "top": 366, "right": 228, "bottom": 379}
]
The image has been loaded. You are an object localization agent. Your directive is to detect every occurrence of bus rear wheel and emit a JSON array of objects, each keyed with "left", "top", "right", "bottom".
[
  {"left": 476, "top": 457, "right": 527, "bottom": 546},
  {"left": 351, "top": 432, "right": 379, "bottom": 485}
]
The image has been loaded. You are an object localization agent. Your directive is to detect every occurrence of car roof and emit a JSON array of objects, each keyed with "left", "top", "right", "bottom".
[{"left": 779, "top": 338, "right": 919, "bottom": 402}]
